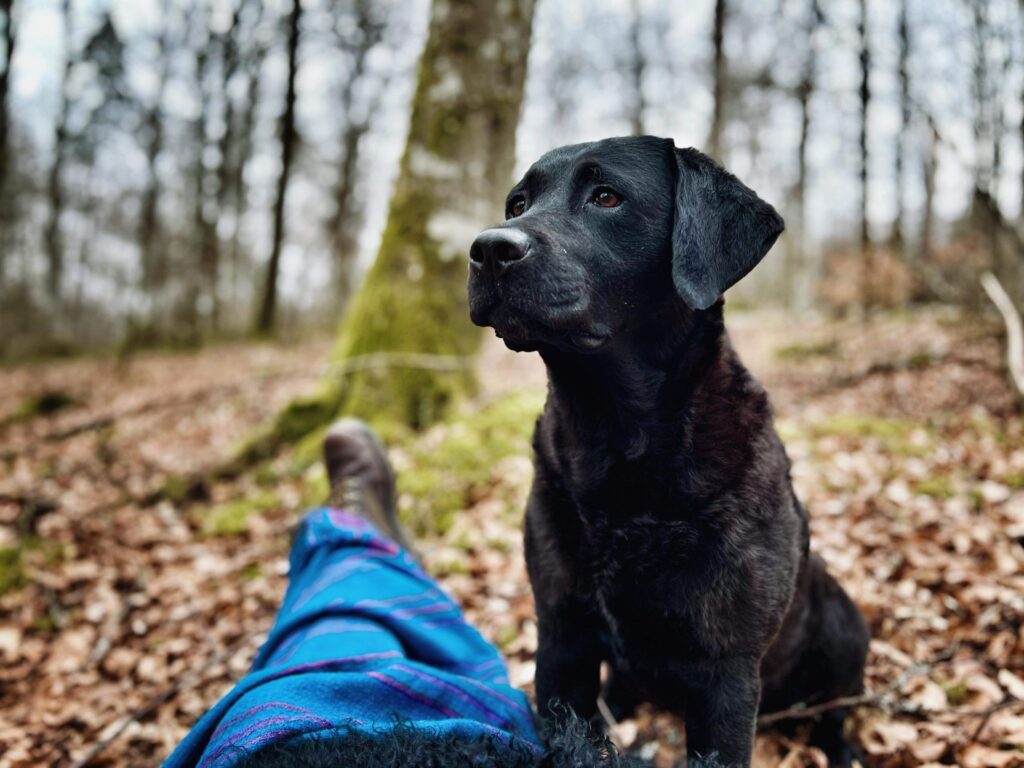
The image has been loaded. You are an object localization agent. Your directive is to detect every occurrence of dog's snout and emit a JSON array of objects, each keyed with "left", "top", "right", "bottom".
[{"left": 470, "top": 228, "right": 531, "bottom": 269}]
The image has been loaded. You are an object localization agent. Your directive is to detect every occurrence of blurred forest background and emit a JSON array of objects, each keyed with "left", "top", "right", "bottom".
[
  {"left": 4, "top": 0, "right": 1024, "bottom": 351},
  {"left": 3, "top": 1, "right": 1024, "bottom": 766}
]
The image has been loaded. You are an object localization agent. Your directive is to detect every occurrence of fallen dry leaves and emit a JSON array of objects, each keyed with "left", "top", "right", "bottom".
[{"left": 0, "top": 308, "right": 1022, "bottom": 767}]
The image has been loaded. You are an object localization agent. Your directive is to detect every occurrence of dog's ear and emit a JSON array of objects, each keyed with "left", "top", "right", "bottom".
[{"left": 671, "top": 146, "right": 784, "bottom": 310}]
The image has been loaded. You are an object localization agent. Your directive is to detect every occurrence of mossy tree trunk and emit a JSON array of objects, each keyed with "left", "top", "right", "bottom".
[
  {"left": 335, "top": 0, "right": 536, "bottom": 429},
  {"left": 244, "top": 0, "right": 536, "bottom": 458}
]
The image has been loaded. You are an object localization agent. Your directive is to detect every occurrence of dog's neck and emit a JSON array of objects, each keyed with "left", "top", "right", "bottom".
[{"left": 538, "top": 299, "right": 733, "bottom": 460}]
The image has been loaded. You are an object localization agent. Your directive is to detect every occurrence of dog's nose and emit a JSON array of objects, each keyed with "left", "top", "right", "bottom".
[{"left": 470, "top": 228, "right": 530, "bottom": 270}]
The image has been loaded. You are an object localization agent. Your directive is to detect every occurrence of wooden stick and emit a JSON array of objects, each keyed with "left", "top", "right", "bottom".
[
  {"left": 980, "top": 271, "right": 1024, "bottom": 395},
  {"left": 69, "top": 635, "right": 252, "bottom": 768}
]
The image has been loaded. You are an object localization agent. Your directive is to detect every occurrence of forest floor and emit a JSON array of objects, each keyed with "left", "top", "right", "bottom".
[{"left": 1, "top": 307, "right": 1023, "bottom": 767}]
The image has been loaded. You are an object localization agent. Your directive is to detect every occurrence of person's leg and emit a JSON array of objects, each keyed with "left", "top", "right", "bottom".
[
  {"left": 253, "top": 420, "right": 510, "bottom": 684},
  {"left": 166, "top": 421, "right": 534, "bottom": 768}
]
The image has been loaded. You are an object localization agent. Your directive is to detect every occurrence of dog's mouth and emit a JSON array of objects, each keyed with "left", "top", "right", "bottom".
[{"left": 480, "top": 301, "right": 611, "bottom": 353}]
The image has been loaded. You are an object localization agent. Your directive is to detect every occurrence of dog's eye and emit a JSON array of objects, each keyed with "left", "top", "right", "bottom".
[
  {"left": 592, "top": 188, "right": 622, "bottom": 208},
  {"left": 508, "top": 196, "right": 527, "bottom": 218}
]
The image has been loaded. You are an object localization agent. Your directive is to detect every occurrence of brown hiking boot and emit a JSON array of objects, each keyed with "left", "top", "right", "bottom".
[{"left": 323, "top": 418, "right": 416, "bottom": 554}]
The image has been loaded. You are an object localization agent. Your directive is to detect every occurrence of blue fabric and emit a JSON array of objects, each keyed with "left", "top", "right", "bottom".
[{"left": 164, "top": 507, "right": 540, "bottom": 767}]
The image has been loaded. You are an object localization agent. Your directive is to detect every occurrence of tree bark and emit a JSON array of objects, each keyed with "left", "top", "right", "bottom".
[
  {"left": 331, "top": 0, "right": 537, "bottom": 429},
  {"left": 0, "top": 0, "right": 15, "bottom": 196},
  {"left": 707, "top": 0, "right": 727, "bottom": 160},
  {"left": 245, "top": 0, "right": 537, "bottom": 455},
  {"left": 857, "top": 0, "right": 871, "bottom": 305},
  {"left": 326, "top": 0, "right": 382, "bottom": 313},
  {"left": 255, "top": 0, "right": 301, "bottom": 335},
  {"left": 891, "top": 0, "right": 909, "bottom": 251},
  {"left": 138, "top": 2, "right": 168, "bottom": 303},
  {"left": 44, "top": 0, "right": 72, "bottom": 300},
  {"left": 787, "top": 0, "right": 821, "bottom": 311},
  {"left": 0, "top": 0, "right": 16, "bottom": 284},
  {"left": 627, "top": 0, "right": 646, "bottom": 136}
]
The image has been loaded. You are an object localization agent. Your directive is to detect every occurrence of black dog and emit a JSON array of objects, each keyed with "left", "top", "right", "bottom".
[{"left": 467, "top": 137, "right": 869, "bottom": 767}]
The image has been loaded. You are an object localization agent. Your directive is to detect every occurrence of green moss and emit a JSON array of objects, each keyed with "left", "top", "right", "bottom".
[
  {"left": 198, "top": 490, "right": 280, "bottom": 537},
  {"left": 774, "top": 339, "right": 840, "bottom": 362},
  {"left": 1004, "top": 471, "right": 1024, "bottom": 490},
  {"left": 397, "top": 391, "right": 542, "bottom": 536},
  {"left": 907, "top": 351, "right": 935, "bottom": 369},
  {"left": 495, "top": 623, "right": 518, "bottom": 651},
  {"left": 240, "top": 563, "right": 264, "bottom": 581},
  {"left": 3, "top": 389, "right": 77, "bottom": 426},
  {"left": 0, "top": 537, "right": 66, "bottom": 597},
  {"left": 0, "top": 546, "right": 25, "bottom": 597},
  {"left": 913, "top": 476, "right": 955, "bottom": 499},
  {"left": 810, "top": 415, "right": 929, "bottom": 456},
  {"left": 942, "top": 678, "right": 968, "bottom": 706}
]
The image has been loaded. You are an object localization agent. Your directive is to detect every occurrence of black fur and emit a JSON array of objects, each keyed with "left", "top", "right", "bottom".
[
  {"left": 230, "top": 713, "right": 721, "bottom": 767},
  {"left": 467, "top": 136, "right": 869, "bottom": 768}
]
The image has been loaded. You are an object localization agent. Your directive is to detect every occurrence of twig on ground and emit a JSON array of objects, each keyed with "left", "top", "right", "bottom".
[
  {"left": 967, "top": 696, "right": 1023, "bottom": 743},
  {"left": 325, "top": 352, "right": 473, "bottom": 377},
  {"left": 980, "top": 271, "right": 1024, "bottom": 395},
  {"left": 70, "top": 634, "right": 253, "bottom": 768},
  {"left": 761, "top": 663, "right": 937, "bottom": 729}
]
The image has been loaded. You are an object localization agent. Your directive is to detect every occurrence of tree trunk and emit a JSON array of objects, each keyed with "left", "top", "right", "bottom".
[
  {"left": 44, "top": 0, "right": 72, "bottom": 300},
  {"left": 0, "top": 0, "right": 16, "bottom": 284},
  {"left": 920, "top": 116, "right": 937, "bottom": 264},
  {"left": 244, "top": 0, "right": 537, "bottom": 457},
  {"left": 627, "top": 0, "right": 646, "bottom": 136},
  {"left": 227, "top": 9, "right": 265, "bottom": 313},
  {"left": 330, "top": 0, "right": 536, "bottom": 429},
  {"left": 707, "top": 0, "right": 727, "bottom": 160},
  {"left": 787, "top": 0, "right": 821, "bottom": 311},
  {"left": 0, "top": 0, "right": 15, "bottom": 195},
  {"left": 857, "top": 0, "right": 871, "bottom": 305},
  {"left": 139, "top": 3, "right": 168, "bottom": 305},
  {"left": 326, "top": 0, "right": 381, "bottom": 313},
  {"left": 891, "top": 0, "right": 909, "bottom": 252},
  {"left": 255, "top": 0, "right": 301, "bottom": 335}
]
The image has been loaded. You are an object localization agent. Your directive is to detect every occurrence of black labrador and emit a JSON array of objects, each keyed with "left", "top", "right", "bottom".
[{"left": 466, "top": 136, "right": 869, "bottom": 767}]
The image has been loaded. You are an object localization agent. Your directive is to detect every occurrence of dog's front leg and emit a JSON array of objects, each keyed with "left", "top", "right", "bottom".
[
  {"left": 683, "top": 655, "right": 760, "bottom": 768},
  {"left": 534, "top": 601, "right": 603, "bottom": 730}
]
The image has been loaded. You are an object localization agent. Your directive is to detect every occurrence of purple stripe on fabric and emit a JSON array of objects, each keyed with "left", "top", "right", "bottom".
[
  {"left": 391, "top": 602, "right": 456, "bottom": 619},
  {"left": 270, "top": 618, "right": 388, "bottom": 665},
  {"left": 292, "top": 559, "right": 382, "bottom": 608},
  {"left": 353, "top": 591, "right": 441, "bottom": 609},
  {"left": 203, "top": 717, "right": 306, "bottom": 767},
  {"left": 250, "top": 651, "right": 402, "bottom": 691},
  {"left": 393, "top": 665, "right": 508, "bottom": 726},
  {"left": 366, "top": 670, "right": 459, "bottom": 718},
  {"left": 457, "top": 675, "right": 533, "bottom": 720},
  {"left": 420, "top": 616, "right": 472, "bottom": 630},
  {"left": 210, "top": 701, "right": 331, "bottom": 743}
]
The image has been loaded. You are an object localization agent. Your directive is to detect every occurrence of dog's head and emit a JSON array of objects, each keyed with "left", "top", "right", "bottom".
[{"left": 467, "top": 136, "right": 783, "bottom": 353}]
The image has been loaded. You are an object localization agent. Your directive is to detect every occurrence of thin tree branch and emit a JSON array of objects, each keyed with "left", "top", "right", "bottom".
[{"left": 980, "top": 270, "right": 1024, "bottom": 394}]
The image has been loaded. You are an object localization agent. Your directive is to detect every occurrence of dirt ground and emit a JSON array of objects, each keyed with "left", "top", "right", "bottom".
[{"left": 1, "top": 307, "right": 1023, "bottom": 767}]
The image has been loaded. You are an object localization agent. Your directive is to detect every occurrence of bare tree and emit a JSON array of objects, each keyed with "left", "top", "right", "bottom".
[
  {"left": 225, "top": 3, "right": 266, "bottom": 310},
  {"left": 891, "top": 0, "right": 910, "bottom": 251},
  {"left": 138, "top": 1, "right": 170, "bottom": 303},
  {"left": 0, "top": 0, "right": 15, "bottom": 196},
  {"left": 0, "top": 0, "right": 16, "bottom": 283},
  {"left": 857, "top": 0, "right": 870, "bottom": 252},
  {"left": 255, "top": 0, "right": 302, "bottom": 335},
  {"left": 325, "top": 0, "right": 387, "bottom": 312},
  {"left": 787, "top": 0, "right": 823, "bottom": 309},
  {"left": 627, "top": 0, "right": 647, "bottom": 135},
  {"left": 708, "top": 0, "right": 727, "bottom": 160},
  {"left": 857, "top": 0, "right": 871, "bottom": 306},
  {"left": 44, "top": 0, "right": 72, "bottom": 300}
]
